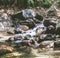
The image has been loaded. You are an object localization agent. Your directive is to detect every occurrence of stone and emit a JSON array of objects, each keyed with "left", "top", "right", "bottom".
[
  {"left": 39, "top": 41, "right": 54, "bottom": 50},
  {"left": 0, "top": 42, "right": 14, "bottom": 54},
  {"left": 0, "top": 13, "right": 14, "bottom": 32}
]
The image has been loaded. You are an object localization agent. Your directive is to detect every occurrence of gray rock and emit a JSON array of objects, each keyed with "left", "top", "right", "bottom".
[{"left": 0, "top": 13, "right": 14, "bottom": 32}]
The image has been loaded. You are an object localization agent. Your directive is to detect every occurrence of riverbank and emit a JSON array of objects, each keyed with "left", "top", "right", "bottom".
[{"left": 0, "top": 48, "right": 60, "bottom": 58}]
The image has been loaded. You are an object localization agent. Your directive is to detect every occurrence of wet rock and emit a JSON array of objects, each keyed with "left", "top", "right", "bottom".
[
  {"left": 39, "top": 41, "right": 54, "bottom": 50},
  {"left": 15, "top": 25, "right": 29, "bottom": 34},
  {"left": 0, "top": 42, "right": 14, "bottom": 55},
  {"left": 43, "top": 18, "right": 57, "bottom": 27},
  {"left": 43, "top": 20, "right": 50, "bottom": 27},
  {"left": 47, "top": 10, "right": 55, "bottom": 17},
  {"left": 35, "top": 23, "right": 46, "bottom": 35},
  {"left": 35, "top": 13, "right": 43, "bottom": 21},
  {"left": 45, "top": 25, "right": 56, "bottom": 34},
  {"left": 7, "top": 27, "right": 15, "bottom": 34},
  {"left": 40, "top": 34, "right": 55, "bottom": 40},
  {"left": 18, "top": 25, "right": 29, "bottom": 31},
  {"left": 12, "top": 9, "right": 43, "bottom": 27}
]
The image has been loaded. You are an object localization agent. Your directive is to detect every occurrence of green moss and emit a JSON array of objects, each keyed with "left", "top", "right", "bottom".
[
  {"left": 57, "top": 0, "right": 60, "bottom": 7},
  {"left": 43, "top": 0, "right": 52, "bottom": 8}
]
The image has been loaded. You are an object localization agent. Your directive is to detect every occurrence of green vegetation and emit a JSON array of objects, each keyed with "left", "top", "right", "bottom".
[
  {"left": 42, "top": 0, "right": 52, "bottom": 8},
  {"left": 0, "top": 0, "right": 35, "bottom": 8},
  {"left": 16, "top": 0, "right": 35, "bottom": 9},
  {"left": 57, "top": 0, "right": 60, "bottom": 6},
  {"left": 0, "top": 0, "right": 52, "bottom": 8}
]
